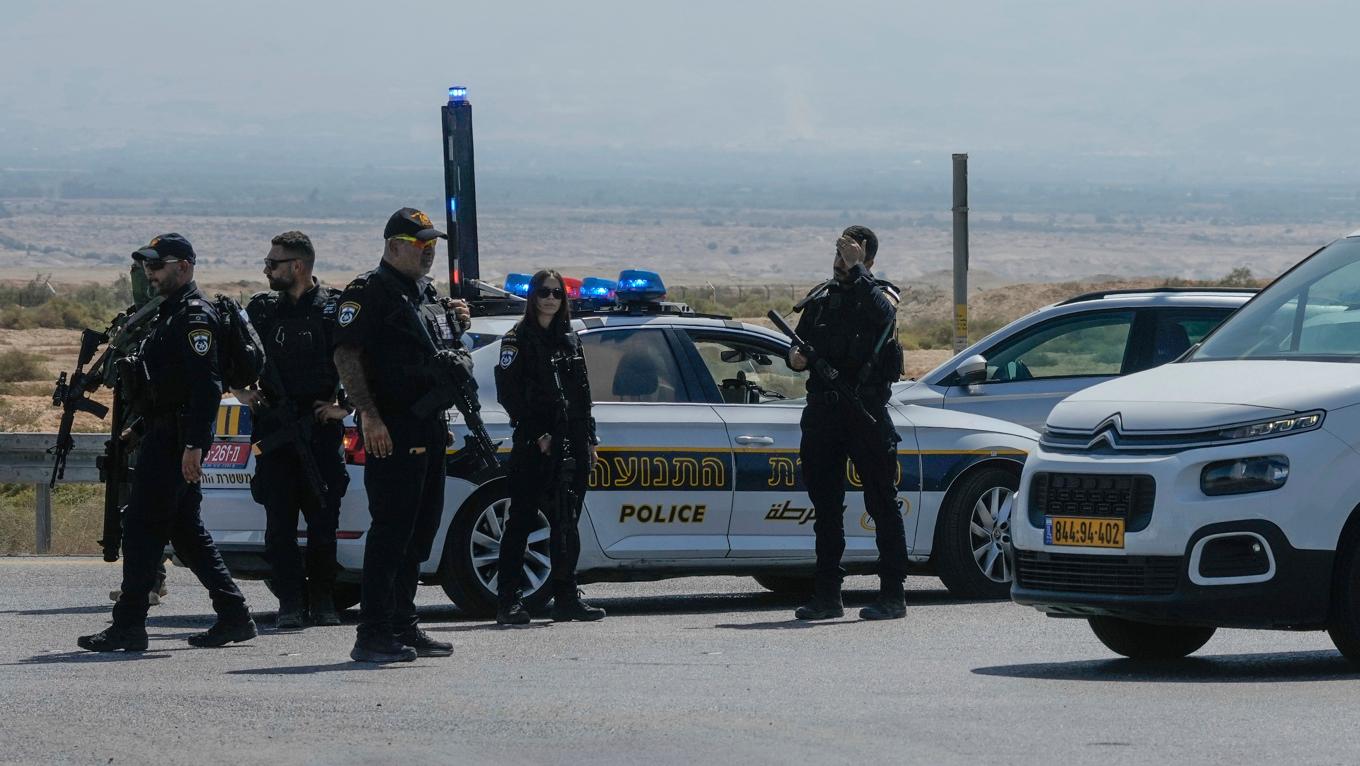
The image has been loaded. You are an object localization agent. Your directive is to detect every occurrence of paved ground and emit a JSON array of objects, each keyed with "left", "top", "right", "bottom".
[{"left": 2, "top": 558, "right": 1359, "bottom": 765}]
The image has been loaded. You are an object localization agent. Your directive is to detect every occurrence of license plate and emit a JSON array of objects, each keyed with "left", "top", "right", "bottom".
[
  {"left": 204, "top": 441, "right": 251, "bottom": 469},
  {"left": 1045, "top": 516, "right": 1125, "bottom": 548}
]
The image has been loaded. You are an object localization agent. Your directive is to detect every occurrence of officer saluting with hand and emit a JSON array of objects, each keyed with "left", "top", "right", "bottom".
[
  {"left": 333, "top": 208, "right": 472, "bottom": 663},
  {"left": 789, "top": 225, "right": 908, "bottom": 622},
  {"left": 79, "top": 233, "right": 257, "bottom": 652}
]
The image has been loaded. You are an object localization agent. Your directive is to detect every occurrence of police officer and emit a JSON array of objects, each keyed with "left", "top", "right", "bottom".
[
  {"left": 494, "top": 269, "right": 604, "bottom": 625},
  {"left": 789, "top": 225, "right": 908, "bottom": 621},
  {"left": 79, "top": 233, "right": 257, "bottom": 651},
  {"left": 333, "top": 208, "right": 472, "bottom": 662},
  {"left": 234, "top": 231, "right": 350, "bottom": 630}
]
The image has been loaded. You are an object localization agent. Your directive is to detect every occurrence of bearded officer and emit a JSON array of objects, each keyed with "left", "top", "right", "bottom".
[
  {"left": 333, "top": 208, "right": 473, "bottom": 663},
  {"left": 79, "top": 233, "right": 257, "bottom": 652},
  {"left": 233, "top": 231, "right": 350, "bottom": 630},
  {"left": 789, "top": 225, "right": 908, "bottom": 621}
]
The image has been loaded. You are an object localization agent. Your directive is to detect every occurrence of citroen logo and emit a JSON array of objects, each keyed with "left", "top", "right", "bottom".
[{"left": 1086, "top": 413, "right": 1123, "bottom": 450}]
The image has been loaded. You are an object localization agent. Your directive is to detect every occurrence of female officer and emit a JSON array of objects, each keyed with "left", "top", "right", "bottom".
[{"left": 493, "top": 269, "right": 604, "bottom": 625}]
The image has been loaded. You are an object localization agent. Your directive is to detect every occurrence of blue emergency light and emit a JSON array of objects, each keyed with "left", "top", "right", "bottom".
[
  {"left": 503, "top": 273, "right": 532, "bottom": 297},
  {"left": 448, "top": 86, "right": 469, "bottom": 104},
  {"left": 615, "top": 270, "right": 666, "bottom": 302},
  {"left": 448, "top": 197, "right": 457, "bottom": 216},
  {"left": 579, "top": 277, "right": 618, "bottom": 300}
]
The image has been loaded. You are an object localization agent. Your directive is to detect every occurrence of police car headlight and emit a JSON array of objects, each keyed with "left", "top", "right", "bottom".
[
  {"left": 1214, "top": 411, "right": 1323, "bottom": 442},
  {"left": 1200, "top": 455, "right": 1289, "bottom": 496}
]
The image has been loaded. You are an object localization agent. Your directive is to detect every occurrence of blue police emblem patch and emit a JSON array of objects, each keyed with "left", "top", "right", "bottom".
[
  {"left": 499, "top": 346, "right": 517, "bottom": 369},
  {"left": 337, "top": 301, "right": 360, "bottom": 327},
  {"left": 189, "top": 329, "right": 212, "bottom": 356}
]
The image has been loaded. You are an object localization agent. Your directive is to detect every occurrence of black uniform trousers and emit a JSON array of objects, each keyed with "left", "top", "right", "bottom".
[
  {"left": 112, "top": 418, "right": 249, "bottom": 627},
  {"left": 253, "top": 418, "right": 348, "bottom": 608},
  {"left": 357, "top": 413, "right": 447, "bottom": 641},
  {"left": 498, "top": 420, "right": 590, "bottom": 600},
  {"left": 799, "top": 400, "right": 908, "bottom": 584}
]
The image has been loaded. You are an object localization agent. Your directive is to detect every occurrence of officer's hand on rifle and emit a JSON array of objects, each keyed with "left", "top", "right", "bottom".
[
  {"left": 587, "top": 442, "right": 599, "bottom": 466},
  {"left": 233, "top": 389, "right": 262, "bottom": 408},
  {"left": 788, "top": 347, "right": 809, "bottom": 372},
  {"left": 312, "top": 401, "right": 348, "bottom": 423},
  {"left": 363, "top": 410, "right": 393, "bottom": 459},
  {"left": 182, "top": 447, "right": 203, "bottom": 483},
  {"left": 442, "top": 298, "right": 472, "bottom": 333},
  {"left": 537, "top": 433, "right": 552, "bottom": 455}
]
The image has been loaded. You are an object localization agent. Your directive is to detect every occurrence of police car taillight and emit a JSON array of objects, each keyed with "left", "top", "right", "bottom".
[{"left": 343, "top": 426, "right": 366, "bottom": 466}]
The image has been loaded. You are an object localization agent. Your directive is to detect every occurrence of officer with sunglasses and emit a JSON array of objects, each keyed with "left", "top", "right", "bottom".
[
  {"left": 79, "top": 233, "right": 257, "bottom": 652},
  {"left": 494, "top": 269, "right": 604, "bottom": 625},
  {"left": 333, "top": 208, "right": 473, "bottom": 663},
  {"left": 232, "top": 231, "right": 350, "bottom": 630}
]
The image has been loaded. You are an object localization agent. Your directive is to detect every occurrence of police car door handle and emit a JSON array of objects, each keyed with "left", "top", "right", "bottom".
[{"left": 734, "top": 435, "right": 775, "bottom": 445}]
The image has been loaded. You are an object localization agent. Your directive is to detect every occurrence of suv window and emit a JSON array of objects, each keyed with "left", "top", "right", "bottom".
[
  {"left": 980, "top": 311, "right": 1135, "bottom": 382},
  {"left": 684, "top": 331, "right": 806, "bottom": 403},
  {"left": 1131, "top": 308, "right": 1232, "bottom": 371},
  {"left": 580, "top": 328, "right": 686, "bottom": 403}
]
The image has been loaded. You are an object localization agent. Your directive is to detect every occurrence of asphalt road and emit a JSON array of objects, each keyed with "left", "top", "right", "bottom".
[{"left": 2, "top": 558, "right": 1359, "bottom": 765}]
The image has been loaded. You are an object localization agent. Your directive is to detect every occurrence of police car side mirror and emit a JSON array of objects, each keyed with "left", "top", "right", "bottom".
[{"left": 957, "top": 354, "right": 988, "bottom": 388}]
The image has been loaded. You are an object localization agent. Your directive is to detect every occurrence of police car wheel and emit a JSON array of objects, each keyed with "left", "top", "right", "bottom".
[
  {"left": 752, "top": 575, "right": 815, "bottom": 597},
  {"left": 1326, "top": 530, "right": 1360, "bottom": 664},
  {"left": 439, "top": 483, "right": 554, "bottom": 618},
  {"left": 1088, "top": 617, "right": 1216, "bottom": 660},
  {"left": 934, "top": 465, "right": 1019, "bottom": 600}
]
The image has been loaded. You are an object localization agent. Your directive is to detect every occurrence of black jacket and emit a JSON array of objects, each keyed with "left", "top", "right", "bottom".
[
  {"left": 794, "top": 264, "right": 901, "bottom": 403},
  {"left": 140, "top": 280, "right": 222, "bottom": 451},
  {"left": 246, "top": 280, "right": 343, "bottom": 406},
  {"left": 494, "top": 318, "right": 596, "bottom": 443}
]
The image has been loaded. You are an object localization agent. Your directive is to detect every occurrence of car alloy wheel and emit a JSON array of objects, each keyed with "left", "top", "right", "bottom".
[
  {"left": 468, "top": 496, "right": 553, "bottom": 598},
  {"left": 970, "top": 486, "right": 1015, "bottom": 584}
]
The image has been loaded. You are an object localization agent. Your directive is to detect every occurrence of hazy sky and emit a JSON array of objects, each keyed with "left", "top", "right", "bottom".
[{"left": 2, "top": 0, "right": 1358, "bottom": 182}]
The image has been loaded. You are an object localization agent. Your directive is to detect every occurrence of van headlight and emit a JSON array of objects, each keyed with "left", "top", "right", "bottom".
[
  {"left": 1200, "top": 456, "right": 1289, "bottom": 496},
  {"left": 1215, "top": 412, "right": 1323, "bottom": 442}
]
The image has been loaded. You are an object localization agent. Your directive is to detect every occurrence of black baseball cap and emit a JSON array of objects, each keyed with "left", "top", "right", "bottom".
[
  {"left": 132, "top": 233, "right": 197, "bottom": 264},
  {"left": 384, "top": 207, "right": 446, "bottom": 241}
]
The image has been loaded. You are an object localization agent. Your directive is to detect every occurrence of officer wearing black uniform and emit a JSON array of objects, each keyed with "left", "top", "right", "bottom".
[
  {"left": 494, "top": 269, "right": 604, "bottom": 625},
  {"left": 789, "top": 225, "right": 908, "bottom": 621},
  {"left": 333, "top": 208, "right": 472, "bottom": 663},
  {"left": 236, "top": 231, "right": 350, "bottom": 630},
  {"left": 79, "top": 233, "right": 257, "bottom": 651}
]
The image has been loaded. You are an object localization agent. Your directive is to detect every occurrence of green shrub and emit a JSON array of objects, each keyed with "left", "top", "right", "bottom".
[{"left": 0, "top": 350, "right": 44, "bottom": 382}]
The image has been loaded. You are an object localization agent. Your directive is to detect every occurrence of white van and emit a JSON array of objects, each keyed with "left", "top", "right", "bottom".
[{"left": 1011, "top": 230, "right": 1360, "bottom": 662}]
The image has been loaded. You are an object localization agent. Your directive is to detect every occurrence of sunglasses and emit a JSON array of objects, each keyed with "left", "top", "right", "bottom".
[
  {"left": 391, "top": 235, "right": 436, "bottom": 250},
  {"left": 263, "top": 258, "right": 299, "bottom": 270},
  {"left": 535, "top": 287, "right": 565, "bottom": 299},
  {"left": 141, "top": 258, "right": 183, "bottom": 272}
]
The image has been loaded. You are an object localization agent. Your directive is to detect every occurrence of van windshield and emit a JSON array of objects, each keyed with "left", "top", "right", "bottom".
[{"left": 1194, "top": 238, "right": 1360, "bottom": 363}]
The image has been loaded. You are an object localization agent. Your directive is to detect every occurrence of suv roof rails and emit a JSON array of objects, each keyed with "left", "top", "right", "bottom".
[{"left": 1057, "top": 286, "right": 1259, "bottom": 306}]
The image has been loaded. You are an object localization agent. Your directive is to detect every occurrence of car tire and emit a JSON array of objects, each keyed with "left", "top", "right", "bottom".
[
  {"left": 1088, "top": 616, "right": 1216, "bottom": 660},
  {"left": 934, "top": 465, "right": 1019, "bottom": 600},
  {"left": 439, "top": 481, "right": 555, "bottom": 618},
  {"left": 752, "top": 574, "right": 814, "bottom": 596},
  {"left": 1326, "top": 530, "right": 1360, "bottom": 663}
]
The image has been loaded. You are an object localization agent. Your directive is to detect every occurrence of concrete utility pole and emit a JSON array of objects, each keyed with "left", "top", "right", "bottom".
[{"left": 952, "top": 153, "right": 970, "bottom": 353}]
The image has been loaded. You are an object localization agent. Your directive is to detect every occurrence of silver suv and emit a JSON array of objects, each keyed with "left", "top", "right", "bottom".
[{"left": 894, "top": 288, "right": 1254, "bottom": 431}]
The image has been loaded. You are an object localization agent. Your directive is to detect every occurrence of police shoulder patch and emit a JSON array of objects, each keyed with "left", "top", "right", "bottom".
[
  {"left": 499, "top": 345, "right": 518, "bottom": 369},
  {"left": 188, "top": 328, "right": 213, "bottom": 356},
  {"left": 337, "top": 301, "right": 360, "bottom": 327}
]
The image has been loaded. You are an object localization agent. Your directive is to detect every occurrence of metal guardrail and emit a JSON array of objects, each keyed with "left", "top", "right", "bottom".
[{"left": 0, "top": 432, "right": 106, "bottom": 553}]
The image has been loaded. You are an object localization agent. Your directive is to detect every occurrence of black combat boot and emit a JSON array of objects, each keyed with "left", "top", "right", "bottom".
[
  {"left": 350, "top": 634, "right": 417, "bottom": 663},
  {"left": 551, "top": 584, "right": 606, "bottom": 622},
  {"left": 859, "top": 577, "right": 907, "bottom": 621},
  {"left": 396, "top": 627, "right": 453, "bottom": 657},
  {"left": 794, "top": 578, "right": 844, "bottom": 620},
  {"left": 187, "top": 617, "right": 258, "bottom": 647},
  {"left": 77, "top": 624, "right": 149, "bottom": 653},
  {"left": 308, "top": 581, "right": 341, "bottom": 627},
  {"left": 274, "top": 600, "right": 305, "bottom": 631},
  {"left": 496, "top": 591, "right": 531, "bottom": 626}
]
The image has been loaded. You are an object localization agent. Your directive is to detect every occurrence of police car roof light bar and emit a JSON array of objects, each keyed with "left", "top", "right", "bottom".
[
  {"left": 615, "top": 269, "right": 666, "bottom": 303},
  {"left": 503, "top": 273, "right": 533, "bottom": 297},
  {"left": 580, "top": 277, "right": 618, "bottom": 299}
]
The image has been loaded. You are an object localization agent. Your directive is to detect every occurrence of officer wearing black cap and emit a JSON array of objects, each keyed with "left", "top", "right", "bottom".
[
  {"left": 233, "top": 231, "right": 350, "bottom": 630},
  {"left": 79, "top": 233, "right": 257, "bottom": 652},
  {"left": 333, "top": 208, "right": 473, "bottom": 663},
  {"left": 788, "top": 225, "right": 908, "bottom": 621}
]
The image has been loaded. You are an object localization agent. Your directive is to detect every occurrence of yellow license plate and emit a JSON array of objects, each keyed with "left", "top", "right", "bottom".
[{"left": 1045, "top": 516, "right": 1125, "bottom": 548}]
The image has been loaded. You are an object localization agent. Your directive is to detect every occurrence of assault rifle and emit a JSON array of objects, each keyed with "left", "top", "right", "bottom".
[
  {"left": 767, "top": 309, "right": 880, "bottom": 429},
  {"left": 406, "top": 303, "right": 501, "bottom": 481},
  {"left": 249, "top": 362, "right": 329, "bottom": 511},
  {"left": 49, "top": 296, "right": 164, "bottom": 561},
  {"left": 544, "top": 349, "right": 581, "bottom": 541}
]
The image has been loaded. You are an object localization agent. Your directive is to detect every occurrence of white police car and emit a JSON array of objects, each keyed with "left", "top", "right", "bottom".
[
  {"left": 894, "top": 288, "right": 1252, "bottom": 431},
  {"left": 1011, "top": 230, "right": 1360, "bottom": 663},
  {"left": 200, "top": 271, "right": 1038, "bottom": 615}
]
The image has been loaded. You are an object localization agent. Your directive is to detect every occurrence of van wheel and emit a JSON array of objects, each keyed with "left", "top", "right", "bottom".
[
  {"left": 440, "top": 482, "right": 554, "bottom": 618},
  {"left": 1088, "top": 616, "right": 1216, "bottom": 659},
  {"left": 935, "top": 465, "right": 1019, "bottom": 599},
  {"left": 1326, "top": 531, "right": 1360, "bottom": 663},
  {"left": 753, "top": 575, "right": 814, "bottom": 596}
]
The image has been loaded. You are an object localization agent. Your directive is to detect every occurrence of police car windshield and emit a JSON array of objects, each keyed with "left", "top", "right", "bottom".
[{"left": 1194, "top": 238, "right": 1360, "bottom": 363}]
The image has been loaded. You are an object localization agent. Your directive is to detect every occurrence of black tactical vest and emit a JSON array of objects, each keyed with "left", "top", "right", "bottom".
[{"left": 247, "top": 286, "right": 341, "bottom": 404}]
